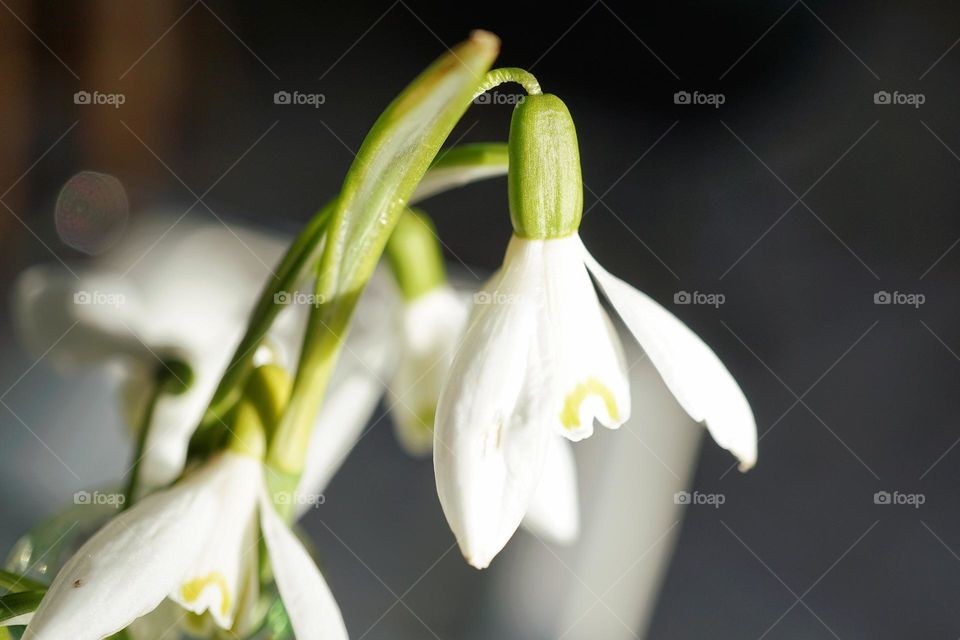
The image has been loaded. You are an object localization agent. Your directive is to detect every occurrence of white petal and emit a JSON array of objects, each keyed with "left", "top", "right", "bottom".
[
  {"left": 13, "top": 265, "right": 151, "bottom": 369},
  {"left": 135, "top": 351, "right": 228, "bottom": 492},
  {"left": 22, "top": 454, "right": 242, "bottom": 640},
  {"left": 168, "top": 453, "right": 262, "bottom": 630},
  {"left": 259, "top": 492, "right": 348, "bottom": 640},
  {"left": 521, "top": 436, "right": 579, "bottom": 544},
  {"left": 390, "top": 286, "right": 469, "bottom": 456},
  {"left": 540, "top": 236, "right": 631, "bottom": 441},
  {"left": 434, "top": 238, "right": 554, "bottom": 569},
  {"left": 581, "top": 243, "right": 757, "bottom": 470}
]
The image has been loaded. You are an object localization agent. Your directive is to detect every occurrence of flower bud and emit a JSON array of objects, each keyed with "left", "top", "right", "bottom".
[{"left": 508, "top": 94, "right": 583, "bottom": 239}]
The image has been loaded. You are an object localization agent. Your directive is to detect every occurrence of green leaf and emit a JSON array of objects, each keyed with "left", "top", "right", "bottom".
[
  {"left": 411, "top": 142, "right": 508, "bottom": 202},
  {"left": 267, "top": 30, "right": 500, "bottom": 479},
  {"left": 319, "top": 30, "right": 500, "bottom": 299},
  {"left": 0, "top": 570, "right": 45, "bottom": 595},
  {"left": 0, "top": 590, "right": 43, "bottom": 625}
]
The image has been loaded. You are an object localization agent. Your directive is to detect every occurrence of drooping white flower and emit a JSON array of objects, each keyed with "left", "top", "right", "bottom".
[
  {"left": 13, "top": 218, "right": 295, "bottom": 493},
  {"left": 21, "top": 450, "right": 348, "bottom": 640},
  {"left": 12, "top": 216, "right": 401, "bottom": 500},
  {"left": 389, "top": 285, "right": 469, "bottom": 456},
  {"left": 434, "top": 93, "right": 756, "bottom": 569}
]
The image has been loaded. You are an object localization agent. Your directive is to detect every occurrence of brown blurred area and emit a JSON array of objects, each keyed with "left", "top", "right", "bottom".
[{"left": 0, "top": 0, "right": 248, "bottom": 273}]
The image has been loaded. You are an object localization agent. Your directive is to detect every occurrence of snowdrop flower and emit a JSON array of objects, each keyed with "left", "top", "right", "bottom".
[
  {"left": 378, "top": 210, "right": 581, "bottom": 544},
  {"left": 13, "top": 217, "right": 296, "bottom": 493},
  {"left": 21, "top": 420, "right": 348, "bottom": 640},
  {"left": 435, "top": 93, "right": 757, "bottom": 568},
  {"left": 13, "top": 216, "right": 399, "bottom": 500}
]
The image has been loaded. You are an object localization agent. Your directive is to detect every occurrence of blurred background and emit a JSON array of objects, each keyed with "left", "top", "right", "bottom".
[{"left": 2, "top": 1, "right": 960, "bottom": 638}]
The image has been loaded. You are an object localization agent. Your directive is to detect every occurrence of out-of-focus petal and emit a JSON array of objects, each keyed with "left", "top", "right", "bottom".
[
  {"left": 522, "top": 436, "right": 579, "bottom": 544},
  {"left": 259, "top": 492, "right": 348, "bottom": 640},
  {"left": 22, "top": 454, "right": 236, "bottom": 640},
  {"left": 295, "top": 279, "right": 398, "bottom": 517},
  {"left": 168, "top": 453, "right": 261, "bottom": 630},
  {"left": 391, "top": 286, "right": 469, "bottom": 456},
  {"left": 13, "top": 265, "right": 150, "bottom": 369}
]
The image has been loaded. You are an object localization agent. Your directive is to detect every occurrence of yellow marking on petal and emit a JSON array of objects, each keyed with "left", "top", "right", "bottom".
[
  {"left": 180, "top": 572, "right": 231, "bottom": 618},
  {"left": 560, "top": 377, "right": 620, "bottom": 429},
  {"left": 415, "top": 405, "right": 436, "bottom": 433}
]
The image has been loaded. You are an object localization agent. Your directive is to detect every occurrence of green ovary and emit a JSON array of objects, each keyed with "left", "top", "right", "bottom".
[{"left": 560, "top": 377, "right": 619, "bottom": 429}]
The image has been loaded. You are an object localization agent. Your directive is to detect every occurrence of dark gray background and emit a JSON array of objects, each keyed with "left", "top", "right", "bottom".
[{"left": 1, "top": 1, "right": 959, "bottom": 638}]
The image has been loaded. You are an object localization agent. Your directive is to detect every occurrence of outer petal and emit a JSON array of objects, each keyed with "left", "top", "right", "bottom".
[
  {"left": 13, "top": 265, "right": 151, "bottom": 369},
  {"left": 581, "top": 242, "right": 757, "bottom": 470},
  {"left": 541, "top": 236, "right": 631, "bottom": 442},
  {"left": 132, "top": 350, "right": 227, "bottom": 492},
  {"left": 521, "top": 436, "right": 579, "bottom": 544},
  {"left": 168, "top": 453, "right": 262, "bottom": 630},
  {"left": 259, "top": 492, "right": 348, "bottom": 640},
  {"left": 390, "top": 286, "right": 469, "bottom": 456},
  {"left": 22, "top": 455, "right": 235, "bottom": 640},
  {"left": 434, "top": 238, "right": 553, "bottom": 569}
]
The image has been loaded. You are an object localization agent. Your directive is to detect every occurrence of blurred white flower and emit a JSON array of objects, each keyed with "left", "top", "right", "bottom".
[
  {"left": 389, "top": 285, "right": 468, "bottom": 456},
  {"left": 12, "top": 217, "right": 396, "bottom": 497},
  {"left": 435, "top": 233, "right": 757, "bottom": 568},
  {"left": 22, "top": 451, "right": 347, "bottom": 640}
]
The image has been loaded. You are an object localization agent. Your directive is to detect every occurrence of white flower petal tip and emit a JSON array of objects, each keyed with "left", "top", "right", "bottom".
[
  {"left": 433, "top": 242, "right": 552, "bottom": 571},
  {"left": 579, "top": 241, "right": 758, "bottom": 471},
  {"left": 259, "top": 493, "right": 349, "bottom": 640},
  {"left": 522, "top": 437, "right": 580, "bottom": 545}
]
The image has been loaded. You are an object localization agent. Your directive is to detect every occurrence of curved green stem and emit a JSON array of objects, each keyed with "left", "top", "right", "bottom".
[
  {"left": 198, "top": 203, "right": 335, "bottom": 434},
  {"left": 475, "top": 67, "right": 542, "bottom": 96}
]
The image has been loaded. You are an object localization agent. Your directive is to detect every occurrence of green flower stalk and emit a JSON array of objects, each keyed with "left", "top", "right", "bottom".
[
  {"left": 266, "top": 31, "right": 500, "bottom": 493},
  {"left": 385, "top": 209, "right": 447, "bottom": 301}
]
